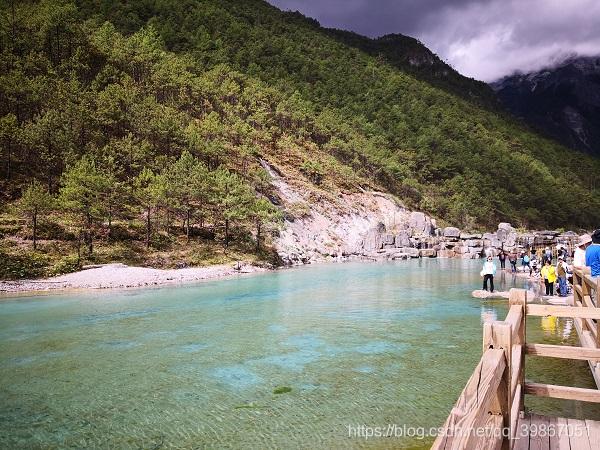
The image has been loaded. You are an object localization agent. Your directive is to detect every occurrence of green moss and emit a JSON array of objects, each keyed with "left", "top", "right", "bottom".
[
  {"left": 273, "top": 386, "right": 292, "bottom": 395},
  {"left": 233, "top": 405, "right": 269, "bottom": 409}
]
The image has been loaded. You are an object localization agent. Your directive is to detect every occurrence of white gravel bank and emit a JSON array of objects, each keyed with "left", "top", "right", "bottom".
[{"left": 0, "top": 262, "right": 267, "bottom": 293}]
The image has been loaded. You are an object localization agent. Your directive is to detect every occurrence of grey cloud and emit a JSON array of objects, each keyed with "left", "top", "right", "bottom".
[{"left": 266, "top": 0, "right": 600, "bottom": 82}]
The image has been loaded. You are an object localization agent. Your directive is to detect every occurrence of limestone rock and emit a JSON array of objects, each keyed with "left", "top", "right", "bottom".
[{"left": 444, "top": 227, "right": 461, "bottom": 238}]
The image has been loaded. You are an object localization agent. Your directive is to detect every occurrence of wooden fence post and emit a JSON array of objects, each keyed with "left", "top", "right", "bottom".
[
  {"left": 483, "top": 320, "right": 512, "bottom": 449},
  {"left": 510, "top": 289, "right": 527, "bottom": 414}
]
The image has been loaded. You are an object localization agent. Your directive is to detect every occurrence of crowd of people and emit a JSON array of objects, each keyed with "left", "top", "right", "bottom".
[{"left": 480, "top": 229, "right": 600, "bottom": 296}]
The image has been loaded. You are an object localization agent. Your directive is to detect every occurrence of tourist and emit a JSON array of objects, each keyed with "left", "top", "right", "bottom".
[
  {"left": 530, "top": 251, "right": 538, "bottom": 275},
  {"left": 545, "top": 246, "right": 553, "bottom": 263},
  {"left": 508, "top": 250, "right": 517, "bottom": 273},
  {"left": 522, "top": 252, "right": 531, "bottom": 273},
  {"left": 573, "top": 234, "right": 592, "bottom": 270},
  {"left": 541, "top": 260, "right": 557, "bottom": 296},
  {"left": 498, "top": 250, "right": 506, "bottom": 270},
  {"left": 586, "top": 229, "right": 600, "bottom": 277},
  {"left": 481, "top": 256, "right": 497, "bottom": 292},
  {"left": 555, "top": 256, "right": 568, "bottom": 297}
]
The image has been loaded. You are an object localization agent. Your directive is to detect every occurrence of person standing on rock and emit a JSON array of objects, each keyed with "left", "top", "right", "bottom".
[
  {"left": 541, "top": 259, "right": 557, "bottom": 296},
  {"left": 481, "top": 256, "right": 497, "bottom": 292}
]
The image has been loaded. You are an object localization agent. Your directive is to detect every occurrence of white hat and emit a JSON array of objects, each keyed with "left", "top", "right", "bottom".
[{"left": 578, "top": 234, "right": 592, "bottom": 247}]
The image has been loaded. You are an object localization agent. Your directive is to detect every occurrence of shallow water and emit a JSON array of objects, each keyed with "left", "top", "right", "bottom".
[{"left": 1, "top": 259, "right": 598, "bottom": 449}]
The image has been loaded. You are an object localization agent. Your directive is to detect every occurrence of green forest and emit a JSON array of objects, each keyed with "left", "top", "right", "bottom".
[{"left": 1, "top": 0, "right": 599, "bottom": 278}]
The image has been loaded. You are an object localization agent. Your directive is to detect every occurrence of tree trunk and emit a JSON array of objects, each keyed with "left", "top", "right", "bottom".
[
  {"left": 146, "top": 205, "right": 151, "bottom": 249},
  {"left": 87, "top": 212, "right": 93, "bottom": 255},
  {"left": 225, "top": 218, "right": 229, "bottom": 248},
  {"left": 186, "top": 208, "right": 191, "bottom": 243},
  {"left": 32, "top": 207, "right": 38, "bottom": 250},
  {"left": 255, "top": 222, "right": 262, "bottom": 253}
]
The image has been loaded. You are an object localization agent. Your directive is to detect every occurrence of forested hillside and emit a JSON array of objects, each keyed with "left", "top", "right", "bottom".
[{"left": 1, "top": 0, "right": 599, "bottom": 278}]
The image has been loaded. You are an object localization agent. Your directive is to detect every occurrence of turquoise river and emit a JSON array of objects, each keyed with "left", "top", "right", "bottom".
[{"left": 1, "top": 259, "right": 600, "bottom": 449}]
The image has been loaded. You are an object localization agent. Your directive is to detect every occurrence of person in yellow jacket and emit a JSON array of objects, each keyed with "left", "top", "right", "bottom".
[{"left": 540, "top": 260, "right": 557, "bottom": 296}]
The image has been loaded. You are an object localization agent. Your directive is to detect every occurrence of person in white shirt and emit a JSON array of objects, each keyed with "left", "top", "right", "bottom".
[{"left": 573, "top": 234, "right": 592, "bottom": 270}]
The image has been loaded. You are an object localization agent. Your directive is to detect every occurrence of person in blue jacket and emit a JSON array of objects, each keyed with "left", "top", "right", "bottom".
[{"left": 586, "top": 229, "right": 600, "bottom": 277}]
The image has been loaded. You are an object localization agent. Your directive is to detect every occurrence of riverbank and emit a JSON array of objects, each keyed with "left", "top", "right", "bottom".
[{"left": 0, "top": 262, "right": 268, "bottom": 293}]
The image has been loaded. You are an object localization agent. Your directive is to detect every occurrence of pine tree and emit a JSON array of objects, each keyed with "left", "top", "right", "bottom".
[{"left": 20, "top": 180, "right": 54, "bottom": 250}]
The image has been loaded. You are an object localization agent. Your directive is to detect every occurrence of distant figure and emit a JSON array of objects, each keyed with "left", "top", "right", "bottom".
[
  {"left": 586, "top": 229, "right": 600, "bottom": 278},
  {"left": 545, "top": 247, "right": 553, "bottom": 263},
  {"left": 530, "top": 251, "right": 538, "bottom": 275},
  {"left": 573, "top": 234, "right": 592, "bottom": 270},
  {"left": 498, "top": 250, "right": 506, "bottom": 270},
  {"left": 522, "top": 252, "right": 531, "bottom": 273},
  {"left": 555, "top": 256, "right": 568, "bottom": 297},
  {"left": 508, "top": 250, "right": 517, "bottom": 273},
  {"left": 541, "top": 260, "right": 556, "bottom": 296},
  {"left": 481, "top": 256, "right": 497, "bottom": 292}
]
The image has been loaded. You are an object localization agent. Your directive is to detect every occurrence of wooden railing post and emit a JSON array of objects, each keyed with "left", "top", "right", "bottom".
[
  {"left": 509, "top": 289, "right": 527, "bottom": 414},
  {"left": 483, "top": 320, "right": 512, "bottom": 449}
]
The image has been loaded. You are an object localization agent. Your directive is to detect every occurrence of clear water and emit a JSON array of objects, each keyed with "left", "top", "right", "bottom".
[{"left": 1, "top": 259, "right": 598, "bottom": 449}]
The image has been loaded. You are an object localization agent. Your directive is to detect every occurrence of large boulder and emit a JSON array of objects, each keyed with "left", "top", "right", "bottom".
[
  {"left": 395, "top": 230, "right": 411, "bottom": 248},
  {"left": 444, "top": 227, "right": 461, "bottom": 239}
]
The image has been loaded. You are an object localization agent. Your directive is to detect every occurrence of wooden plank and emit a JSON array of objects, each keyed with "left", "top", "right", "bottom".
[
  {"left": 511, "top": 412, "right": 530, "bottom": 450},
  {"left": 510, "top": 345, "right": 522, "bottom": 402},
  {"left": 585, "top": 419, "right": 600, "bottom": 449},
  {"left": 473, "top": 413, "right": 504, "bottom": 450},
  {"left": 509, "top": 384, "right": 521, "bottom": 443},
  {"left": 527, "top": 304, "right": 600, "bottom": 320},
  {"left": 567, "top": 417, "right": 592, "bottom": 450},
  {"left": 525, "top": 343, "right": 600, "bottom": 361},
  {"left": 483, "top": 321, "right": 512, "bottom": 429},
  {"left": 432, "top": 349, "right": 506, "bottom": 449},
  {"left": 505, "top": 305, "right": 523, "bottom": 335},
  {"left": 528, "top": 413, "right": 549, "bottom": 450},
  {"left": 548, "top": 416, "right": 570, "bottom": 450},
  {"left": 574, "top": 318, "right": 600, "bottom": 389},
  {"left": 524, "top": 382, "right": 600, "bottom": 402}
]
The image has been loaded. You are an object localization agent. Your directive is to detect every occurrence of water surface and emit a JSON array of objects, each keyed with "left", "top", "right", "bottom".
[{"left": 1, "top": 259, "right": 598, "bottom": 449}]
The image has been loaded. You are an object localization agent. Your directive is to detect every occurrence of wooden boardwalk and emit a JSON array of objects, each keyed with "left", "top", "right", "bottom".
[
  {"left": 514, "top": 413, "right": 600, "bottom": 449},
  {"left": 432, "top": 268, "right": 600, "bottom": 449}
]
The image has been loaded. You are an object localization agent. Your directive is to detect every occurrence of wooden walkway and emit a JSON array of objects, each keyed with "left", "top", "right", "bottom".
[
  {"left": 514, "top": 413, "right": 600, "bottom": 449},
  {"left": 432, "top": 267, "right": 600, "bottom": 449}
]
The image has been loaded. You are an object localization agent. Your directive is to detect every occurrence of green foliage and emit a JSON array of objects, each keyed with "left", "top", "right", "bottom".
[
  {"left": 0, "top": 251, "right": 50, "bottom": 279},
  {"left": 0, "top": 0, "right": 599, "bottom": 279}
]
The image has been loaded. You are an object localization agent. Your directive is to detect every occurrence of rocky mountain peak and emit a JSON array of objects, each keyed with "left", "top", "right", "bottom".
[{"left": 490, "top": 55, "right": 600, "bottom": 157}]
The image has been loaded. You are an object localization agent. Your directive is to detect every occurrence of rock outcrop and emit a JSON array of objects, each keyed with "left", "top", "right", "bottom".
[{"left": 263, "top": 161, "right": 583, "bottom": 266}]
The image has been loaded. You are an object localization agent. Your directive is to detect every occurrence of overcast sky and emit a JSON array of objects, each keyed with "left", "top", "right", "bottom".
[{"left": 266, "top": 0, "right": 600, "bottom": 82}]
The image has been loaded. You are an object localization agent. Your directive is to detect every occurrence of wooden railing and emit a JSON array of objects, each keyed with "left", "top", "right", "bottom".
[
  {"left": 572, "top": 266, "right": 600, "bottom": 387},
  {"left": 432, "top": 281, "right": 600, "bottom": 450}
]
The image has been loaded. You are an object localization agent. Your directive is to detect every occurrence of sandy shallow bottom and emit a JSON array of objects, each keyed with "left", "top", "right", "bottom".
[{"left": 0, "top": 262, "right": 268, "bottom": 293}]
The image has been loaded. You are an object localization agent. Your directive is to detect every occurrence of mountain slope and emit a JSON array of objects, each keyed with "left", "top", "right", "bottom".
[
  {"left": 2, "top": 0, "right": 600, "bottom": 244},
  {"left": 491, "top": 55, "right": 600, "bottom": 157}
]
